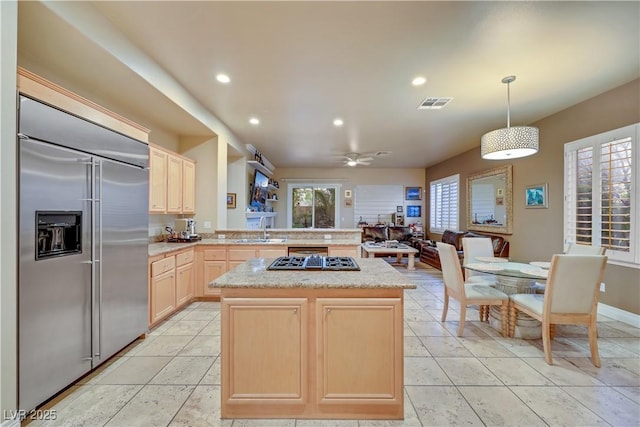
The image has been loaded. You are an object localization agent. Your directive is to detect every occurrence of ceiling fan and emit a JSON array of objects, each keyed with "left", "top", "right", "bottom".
[{"left": 342, "top": 153, "right": 374, "bottom": 167}]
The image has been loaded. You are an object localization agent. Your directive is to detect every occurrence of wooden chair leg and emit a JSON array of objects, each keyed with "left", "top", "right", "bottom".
[
  {"left": 588, "top": 317, "right": 601, "bottom": 368},
  {"left": 478, "top": 305, "right": 484, "bottom": 321},
  {"left": 542, "top": 321, "right": 553, "bottom": 365},
  {"left": 441, "top": 291, "right": 449, "bottom": 322},
  {"left": 481, "top": 305, "right": 489, "bottom": 322},
  {"left": 500, "top": 302, "right": 508, "bottom": 337},
  {"left": 509, "top": 304, "right": 517, "bottom": 338},
  {"left": 457, "top": 304, "right": 466, "bottom": 337},
  {"left": 549, "top": 324, "right": 556, "bottom": 339}
]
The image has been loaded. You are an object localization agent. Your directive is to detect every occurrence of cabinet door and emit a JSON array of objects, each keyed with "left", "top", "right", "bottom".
[
  {"left": 258, "top": 248, "right": 287, "bottom": 259},
  {"left": 203, "top": 260, "right": 226, "bottom": 297},
  {"left": 328, "top": 246, "right": 360, "bottom": 258},
  {"left": 222, "top": 298, "right": 307, "bottom": 407},
  {"left": 176, "top": 263, "right": 194, "bottom": 307},
  {"left": 150, "top": 270, "right": 176, "bottom": 324},
  {"left": 182, "top": 160, "right": 196, "bottom": 214},
  {"left": 316, "top": 298, "right": 403, "bottom": 406},
  {"left": 166, "top": 154, "right": 183, "bottom": 213},
  {"left": 149, "top": 147, "right": 167, "bottom": 213}
]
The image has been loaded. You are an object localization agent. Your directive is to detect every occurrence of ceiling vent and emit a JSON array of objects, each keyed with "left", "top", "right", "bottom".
[{"left": 417, "top": 97, "right": 454, "bottom": 110}]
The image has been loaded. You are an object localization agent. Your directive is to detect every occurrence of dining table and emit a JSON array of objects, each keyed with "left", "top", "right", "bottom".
[{"left": 464, "top": 256, "right": 550, "bottom": 339}]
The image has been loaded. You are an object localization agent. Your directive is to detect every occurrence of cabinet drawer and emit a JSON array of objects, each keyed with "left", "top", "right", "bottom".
[
  {"left": 176, "top": 249, "right": 194, "bottom": 266},
  {"left": 152, "top": 255, "right": 175, "bottom": 277},
  {"left": 204, "top": 248, "right": 227, "bottom": 261},
  {"left": 228, "top": 248, "right": 258, "bottom": 261}
]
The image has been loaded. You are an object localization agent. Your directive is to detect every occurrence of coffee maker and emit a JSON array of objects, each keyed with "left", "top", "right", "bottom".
[{"left": 174, "top": 218, "right": 197, "bottom": 239}]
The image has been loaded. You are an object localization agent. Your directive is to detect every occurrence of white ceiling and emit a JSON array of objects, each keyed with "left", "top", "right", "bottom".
[{"left": 17, "top": 1, "right": 640, "bottom": 168}]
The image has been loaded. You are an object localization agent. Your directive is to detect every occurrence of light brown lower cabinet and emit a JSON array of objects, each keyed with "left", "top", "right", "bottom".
[
  {"left": 150, "top": 256, "right": 176, "bottom": 325},
  {"left": 220, "top": 290, "right": 404, "bottom": 419},
  {"left": 327, "top": 247, "right": 360, "bottom": 258}
]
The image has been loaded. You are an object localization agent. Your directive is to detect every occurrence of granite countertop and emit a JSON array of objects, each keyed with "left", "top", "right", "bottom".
[
  {"left": 149, "top": 238, "right": 361, "bottom": 257},
  {"left": 210, "top": 258, "right": 417, "bottom": 289}
]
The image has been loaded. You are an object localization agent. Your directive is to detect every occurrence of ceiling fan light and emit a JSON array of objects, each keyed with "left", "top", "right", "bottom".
[
  {"left": 481, "top": 126, "right": 539, "bottom": 159},
  {"left": 347, "top": 160, "right": 357, "bottom": 166}
]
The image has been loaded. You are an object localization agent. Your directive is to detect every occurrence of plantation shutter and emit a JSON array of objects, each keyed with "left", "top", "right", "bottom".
[
  {"left": 600, "top": 137, "right": 632, "bottom": 253},
  {"left": 430, "top": 175, "right": 459, "bottom": 233}
]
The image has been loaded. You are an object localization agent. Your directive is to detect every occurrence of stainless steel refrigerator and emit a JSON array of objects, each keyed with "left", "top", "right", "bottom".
[{"left": 18, "top": 95, "right": 149, "bottom": 411}]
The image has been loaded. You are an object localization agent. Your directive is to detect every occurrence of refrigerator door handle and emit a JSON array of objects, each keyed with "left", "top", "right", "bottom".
[{"left": 95, "top": 159, "right": 103, "bottom": 362}]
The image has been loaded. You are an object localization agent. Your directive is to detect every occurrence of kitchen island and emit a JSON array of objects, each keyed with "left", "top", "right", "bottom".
[{"left": 211, "top": 258, "right": 416, "bottom": 420}]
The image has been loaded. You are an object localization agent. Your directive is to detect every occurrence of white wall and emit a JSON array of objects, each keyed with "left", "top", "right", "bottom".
[
  {"left": 227, "top": 157, "right": 248, "bottom": 229},
  {"left": 1, "top": 0, "right": 18, "bottom": 419}
]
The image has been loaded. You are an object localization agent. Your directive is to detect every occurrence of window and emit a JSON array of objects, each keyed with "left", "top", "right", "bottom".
[
  {"left": 287, "top": 184, "right": 340, "bottom": 228},
  {"left": 564, "top": 123, "right": 639, "bottom": 267},
  {"left": 430, "top": 174, "right": 459, "bottom": 233}
]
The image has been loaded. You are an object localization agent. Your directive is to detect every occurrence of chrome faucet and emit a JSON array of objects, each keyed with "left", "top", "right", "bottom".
[{"left": 259, "top": 216, "right": 269, "bottom": 240}]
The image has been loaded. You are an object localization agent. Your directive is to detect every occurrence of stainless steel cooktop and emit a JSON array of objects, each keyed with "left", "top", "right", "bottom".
[{"left": 267, "top": 255, "right": 360, "bottom": 271}]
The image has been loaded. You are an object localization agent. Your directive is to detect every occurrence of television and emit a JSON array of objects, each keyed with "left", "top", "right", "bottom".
[{"left": 250, "top": 169, "right": 269, "bottom": 209}]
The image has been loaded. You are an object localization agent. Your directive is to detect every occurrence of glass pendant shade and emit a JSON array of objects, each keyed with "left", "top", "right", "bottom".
[
  {"left": 481, "top": 126, "right": 539, "bottom": 159},
  {"left": 481, "top": 75, "right": 539, "bottom": 160}
]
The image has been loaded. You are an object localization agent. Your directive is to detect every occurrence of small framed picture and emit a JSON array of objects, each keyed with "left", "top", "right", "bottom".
[
  {"left": 396, "top": 205, "right": 403, "bottom": 213},
  {"left": 406, "top": 205, "right": 422, "bottom": 217},
  {"left": 227, "top": 193, "right": 236, "bottom": 209},
  {"left": 345, "top": 198, "right": 352, "bottom": 207},
  {"left": 525, "top": 184, "right": 548, "bottom": 209},
  {"left": 344, "top": 189, "right": 352, "bottom": 198},
  {"left": 405, "top": 187, "right": 422, "bottom": 201}
]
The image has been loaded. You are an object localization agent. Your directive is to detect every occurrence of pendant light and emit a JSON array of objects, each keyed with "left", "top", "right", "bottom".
[{"left": 481, "top": 76, "right": 539, "bottom": 160}]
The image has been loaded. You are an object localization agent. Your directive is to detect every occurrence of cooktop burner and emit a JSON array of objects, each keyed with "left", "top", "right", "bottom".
[{"left": 267, "top": 256, "right": 360, "bottom": 271}]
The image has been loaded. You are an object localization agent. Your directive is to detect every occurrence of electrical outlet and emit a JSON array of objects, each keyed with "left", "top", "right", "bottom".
[
  {"left": 218, "top": 234, "right": 226, "bottom": 240},
  {"left": 203, "top": 221, "right": 212, "bottom": 229},
  {"left": 324, "top": 234, "right": 332, "bottom": 240},
  {"left": 600, "top": 282, "right": 606, "bottom": 292}
]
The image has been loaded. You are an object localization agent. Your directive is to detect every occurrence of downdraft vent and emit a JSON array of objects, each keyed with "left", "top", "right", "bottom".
[{"left": 417, "top": 97, "right": 454, "bottom": 110}]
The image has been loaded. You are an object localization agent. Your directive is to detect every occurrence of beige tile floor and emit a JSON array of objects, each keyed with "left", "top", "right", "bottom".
[{"left": 28, "top": 263, "right": 640, "bottom": 426}]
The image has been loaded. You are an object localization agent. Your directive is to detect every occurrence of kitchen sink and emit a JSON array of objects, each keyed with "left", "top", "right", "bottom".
[{"left": 234, "top": 238, "right": 288, "bottom": 243}]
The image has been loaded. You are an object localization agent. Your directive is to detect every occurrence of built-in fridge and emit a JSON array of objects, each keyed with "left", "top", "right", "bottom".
[{"left": 18, "top": 95, "right": 149, "bottom": 412}]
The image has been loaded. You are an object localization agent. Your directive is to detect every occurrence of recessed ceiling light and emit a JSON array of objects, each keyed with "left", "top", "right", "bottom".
[
  {"left": 249, "top": 117, "right": 260, "bottom": 125},
  {"left": 412, "top": 76, "right": 427, "bottom": 86},
  {"left": 333, "top": 118, "right": 344, "bottom": 126},
  {"left": 216, "top": 74, "right": 230, "bottom": 83}
]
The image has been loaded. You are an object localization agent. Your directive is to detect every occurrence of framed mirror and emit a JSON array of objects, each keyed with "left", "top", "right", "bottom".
[{"left": 467, "top": 165, "right": 513, "bottom": 234}]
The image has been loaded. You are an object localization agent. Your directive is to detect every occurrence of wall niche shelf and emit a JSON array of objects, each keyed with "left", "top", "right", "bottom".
[
  {"left": 246, "top": 144, "right": 275, "bottom": 176},
  {"left": 247, "top": 160, "right": 273, "bottom": 176}
]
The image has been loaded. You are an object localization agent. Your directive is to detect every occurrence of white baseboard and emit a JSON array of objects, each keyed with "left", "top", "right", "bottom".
[{"left": 598, "top": 302, "right": 640, "bottom": 328}]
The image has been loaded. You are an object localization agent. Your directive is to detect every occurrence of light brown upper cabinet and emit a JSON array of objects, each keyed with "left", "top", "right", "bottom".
[
  {"left": 149, "top": 144, "right": 196, "bottom": 214},
  {"left": 149, "top": 146, "right": 168, "bottom": 213},
  {"left": 182, "top": 160, "right": 196, "bottom": 214}
]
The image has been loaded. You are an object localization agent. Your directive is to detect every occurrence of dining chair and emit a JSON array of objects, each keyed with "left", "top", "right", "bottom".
[
  {"left": 566, "top": 243, "right": 607, "bottom": 255},
  {"left": 462, "top": 237, "right": 497, "bottom": 283},
  {"left": 462, "top": 237, "right": 497, "bottom": 321},
  {"left": 509, "top": 254, "right": 607, "bottom": 367},
  {"left": 534, "top": 244, "right": 607, "bottom": 294},
  {"left": 437, "top": 242, "right": 510, "bottom": 337}
]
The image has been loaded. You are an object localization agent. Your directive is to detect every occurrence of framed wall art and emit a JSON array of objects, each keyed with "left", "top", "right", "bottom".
[
  {"left": 406, "top": 205, "right": 422, "bottom": 217},
  {"left": 227, "top": 193, "right": 236, "bottom": 209},
  {"left": 525, "top": 183, "right": 548, "bottom": 209},
  {"left": 405, "top": 187, "right": 422, "bottom": 201}
]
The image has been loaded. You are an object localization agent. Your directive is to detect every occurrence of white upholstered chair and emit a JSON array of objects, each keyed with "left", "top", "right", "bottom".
[
  {"left": 566, "top": 243, "right": 607, "bottom": 255},
  {"left": 437, "top": 242, "right": 510, "bottom": 337},
  {"left": 534, "top": 244, "right": 607, "bottom": 294},
  {"left": 462, "top": 237, "right": 498, "bottom": 284},
  {"left": 462, "top": 237, "right": 497, "bottom": 321},
  {"left": 510, "top": 254, "right": 607, "bottom": 367}
]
